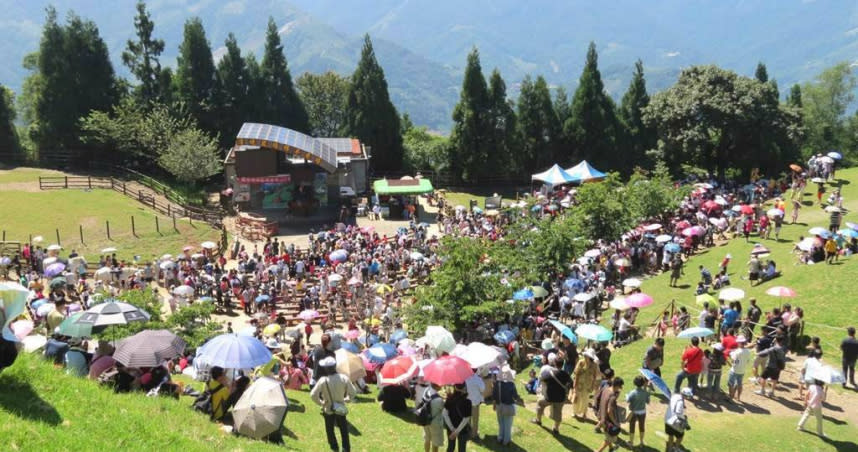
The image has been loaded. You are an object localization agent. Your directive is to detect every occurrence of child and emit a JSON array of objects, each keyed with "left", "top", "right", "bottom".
[
  {"left": 657, "top": 311, "right": 669, "bottom": 338},
  {"left": 719, "top": 253, "right": 731, "bottom": 275},
  {"left": 625, "top": 375, "right": 651, "bottom": 448},
  {"left": 700, "top": 349, "right": 711, "bottom": 389},
  {"left": 524, "top": 369, "right": 539, "bottom": 395},
  {"left": 695, "top": 282, "right": 706, "bottom": 295},
  {"left": 707, "top": 344, "right": 726, "bottom": 401}
]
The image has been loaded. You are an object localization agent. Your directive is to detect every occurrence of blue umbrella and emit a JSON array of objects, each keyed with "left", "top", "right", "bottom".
[
  {"left": 512, "top": 288, "right": 534, "bottom": 300},
  {"left": 664, "top": 243, "right": 681, "bottom": 253},
  {"left": 575, "top": 324, "right": 613, "bottom": 342},
  {"left": 365, "top": 343, "right": 397, "bottom": 364},
  {"left": 341, "top": 342, "right": 360, "bottom": 353},
  {"left": 389, "top": 329, "right": 408, "bottom": 344},
  {"left": 640, "top": 368, "right": 671, "bottom": 397},
  {"left": 838, "top": 228, "right": 858, "bottom": 238},
  {"left": 255, "top": 295, "right": 270, "bottom": 304},
  {"left": 564, "top": 279, "right": 584, "bottom": 290},
  {"left": 828, "top": 151, "right": 842, "bottom": 160},
  {"left": 330, "top": 249, "right": 348, "bottom": 262},
  {"left": 549, "top": 320, "right": 578, "bottom": 344},
  {"left": 397, "top": 226, "right": 409, "bottom": 235},
  {"left": 197, "top": 334, "right": 272, "bottom": 369},
  {"left": 494, "top": 330, "right": 516, "bottom": 345},
  {"left": 677, "top": 327, "right": 715, "bottom": 339},
  {"left": 31, "top": 298, "right": 49, "bottom": 310},
  {"left": 359, "top": 334, "right": 380, "bottom": 347},
  {"left": 724, "top": 210, "right": 738, "bottom": 217}
]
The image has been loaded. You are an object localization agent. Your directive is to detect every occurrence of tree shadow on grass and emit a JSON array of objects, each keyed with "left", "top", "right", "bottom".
[{"left": 0, "top": 374, "right": 62, "bottom": 425}]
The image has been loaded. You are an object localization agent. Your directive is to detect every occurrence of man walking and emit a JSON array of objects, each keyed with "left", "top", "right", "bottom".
[
  {"left": 310, "top": 357, "right": 357, "bottom": 452},
  {"left": 841, "top": 327, "right": 858, "bottom": 387}
]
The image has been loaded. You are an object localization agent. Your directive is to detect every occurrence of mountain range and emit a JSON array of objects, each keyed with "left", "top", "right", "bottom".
[{"left": 2, "top": 0, "right": 858, "bottom": 131}]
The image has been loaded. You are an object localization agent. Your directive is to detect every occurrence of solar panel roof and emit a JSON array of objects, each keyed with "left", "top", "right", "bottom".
[{"left": 234, "top": 123, "right": 338, "bottom": 173}]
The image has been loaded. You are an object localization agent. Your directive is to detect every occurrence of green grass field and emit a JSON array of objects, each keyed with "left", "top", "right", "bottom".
[{"left": 0, "top": 169, "right": 219, "bottom": 262}]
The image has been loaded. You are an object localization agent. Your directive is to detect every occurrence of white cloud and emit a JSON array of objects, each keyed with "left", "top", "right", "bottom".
[
  {"left": 221, "top": 1, "right": 246, "bottom": 15},
  {"left": 665, "top": 51, "right": 680, "bottom": 57}
]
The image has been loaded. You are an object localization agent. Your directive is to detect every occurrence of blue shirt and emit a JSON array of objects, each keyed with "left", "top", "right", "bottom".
[{"left": 722, "top": 308, "right": 739, "bottom": 328}]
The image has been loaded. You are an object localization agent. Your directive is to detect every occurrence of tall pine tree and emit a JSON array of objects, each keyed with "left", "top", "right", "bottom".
[
  {"left": 517, "top": 75, "right": 560, "bottom": 172},
  {"left": 345, "top": 35, "right": 403, "bottom": 172},
  {"left": 485, "top": 69, "right": 517, "bottom": 176},
  {"left": 618, "top": 60, "right": 655, "bottom": 172},
  {"left": 215, "top": 33, "right": 249, "bottom": 145},
  {"left": 564, "top": 42, "right": 620, "bottom": 170},
  {"left": 755, "top": 62, "right": 769, "bottom": 83},
  {"left": 448, "top": 47, "right": 490, "bottom": 182},
  {"left": 786, "top": 84, "right": 802, "bottom": 108},
  {"left": 260, "top": 17, "right": 308, "bottom": 132},
  {"left": 244, "top": 53, "right": 264, "bottom": 122},
  {"left": 0, "top": 84, "right": 21, "bottom": 157},
  {"left": 175, "top": 17, "right": 217, "bottom": 134},
  {"left": 122, "top": 1, "right": 166, "bottom": 107}
]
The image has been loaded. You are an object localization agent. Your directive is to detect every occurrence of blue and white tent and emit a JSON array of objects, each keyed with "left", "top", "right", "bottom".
[
  {"left": 531, "top": 164, "right": 577, "bottom": 186},
  {"left": 565, "top": 160, "right": 606, "bottom": 182}
]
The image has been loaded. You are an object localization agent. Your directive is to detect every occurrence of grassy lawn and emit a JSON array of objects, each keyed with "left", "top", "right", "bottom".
[
  {"left": 0, "top": 167, "right": 64, "bottom": 184},
  {"left": 442, "top": 187, "right": 525, "bottom": 210},
  {"left": 0, "top": 182, "right": 219, "bottom": 262}
]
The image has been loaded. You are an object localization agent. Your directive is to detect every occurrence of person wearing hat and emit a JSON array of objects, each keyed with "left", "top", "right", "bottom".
[
  {"left": 727, "top": 336, "right": 751, "bottom": 402},
  {"left": 572, "top": 348, "right": 600, "bottom": 420},
  {"left": 45, "top": 299, "right": 66, "bottom": 335},
  {"left": 493, "top": 365, "right": 521, "bottom": 446},
  {"left": 664, "top": 387, "right": 692, "bottom": 452},
  {"left": 310, "top": 356, "right": 357, "bottom": 452},
  {"left": 706, "top": 343, "right": 726, "bottom": 401}
]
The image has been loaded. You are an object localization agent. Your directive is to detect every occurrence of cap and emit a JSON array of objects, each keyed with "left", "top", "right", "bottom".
[
  {"left": 736, "top": 336, "right": 747, "bottom": 343},
  {"left": 712, "top": 343, "right": 724, "bottom": 351},
  {"left": 681, "top": 387, "right": 694, "bottom": 397}
]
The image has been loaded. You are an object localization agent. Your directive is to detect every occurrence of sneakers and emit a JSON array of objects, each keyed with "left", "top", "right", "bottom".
[{"left": 754, "top": 390, "right": 765, "bottom": 395}]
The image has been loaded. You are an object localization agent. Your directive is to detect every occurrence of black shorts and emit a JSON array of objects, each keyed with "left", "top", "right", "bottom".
[
  {"left": 665, "top": 422, "right": 685, "bottom": 439},
  {"left": 749, "top": 272, "right": 759, "bottom": 281},
  {"left": 761, "top": 367, "right": 781, "bottom": 381}
]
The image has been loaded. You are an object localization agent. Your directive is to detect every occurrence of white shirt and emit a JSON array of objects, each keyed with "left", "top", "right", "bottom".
[
  {"left": 664, "top": 393, "right": 685, "bottom": 422},
  {"left": 465, "top": 374, "right": 485, "bottom": 405},
  {"left": 730, "top": 348, "right": 751, "bottom": 375}
]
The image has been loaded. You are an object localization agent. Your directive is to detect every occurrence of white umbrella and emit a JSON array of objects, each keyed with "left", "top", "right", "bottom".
[
  {"left": 609, "top": 298, "right": 630, "bottom": 311},
  {"left": 159, "top": 261, "right": 176, "bottom": 270},
  {"left": 622, "top": 278, "right": 642, "bottom": 288},
  {"left": 47, "top": 244, "right": 62, "bottom": 251},
  {"left": 410, "top": 251, "right": 425, "bottom": 260},
  {"left": 457, "top": 342, "right": 503, "bottom": 368},
  {"left": 190, "top": 253, "right": 204, "bottom": 259},
  {"left": 655, "top": 234, "right": 673, "bottom": 243},
  {"left": 233, "top": 377, "right": 289, "bottom": 439},
  {"left": 328, "top": 274, "right": 344, "bottom": 284},
  {"left": 101, "top": 247, "right": 117, "bottom": 253},
  {"left": 584, "top": 249, "right": 601, "bottom": 258},
  {"left": 200, "top": 241, "right": 217, "bottom": 250},
  {"left": 806, "top": 365, "right": 846, "bottom": 384},
  {"left": 719, "top": 288, "right": 745, "bottom": 301},
  {"left": 95, "top": 267, "right": 112, "bottom": 276},
  {"left": 423, "top": 326, "right": 456, "bottom": 354},
  {"left": 573, "top": 292, "right": 594, "bottom": 302},
  {"left": 173, "top": 285, "right": 195, "bottom": 296},
  {"left": 644, "top": 224, "right": 662, "bottom": 231},
  {"left": 161, "top": 254, "right": 173, "bottom": 260},
  {"left": 42, "top": 257, "right": 57, "bottom": 266}
]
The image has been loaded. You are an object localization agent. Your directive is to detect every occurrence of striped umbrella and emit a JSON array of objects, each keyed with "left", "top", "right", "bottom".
[
  {"left": 113, "top": 330, "right": 187, "bottom": 367},
  {"left": 74, "top": 300, "right": 150, "bottom": 332}
]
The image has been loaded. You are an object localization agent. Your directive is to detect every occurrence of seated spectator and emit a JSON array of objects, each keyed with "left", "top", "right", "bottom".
[
  {"left": 377, "top": 382, "right": 412, "bottom": 412},
  {"left": 88, "top": 342, "right": 116, "bottom": 380},
  {"left": 65, "top": 338, "right": 89, "bottom": 377},
  {"left": 208, "top": 366, "right": 232, "bottom": 421},
  {"left": 44, "top": 334, "right": 70, "bottom": 366}
]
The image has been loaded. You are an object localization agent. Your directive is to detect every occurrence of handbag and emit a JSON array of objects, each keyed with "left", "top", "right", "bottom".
[{"left": 324, "top": 378, "right": 349, "bottom": 416}]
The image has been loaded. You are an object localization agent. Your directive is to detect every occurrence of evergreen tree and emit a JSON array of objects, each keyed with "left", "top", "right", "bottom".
[
  {"left": 485, "top": 69, "right": 518, "bottom": 176},
  {"left": 175, "top": 17, "right": 217, "bottom": 134},
  {"left": 260, "top": 17, "right": 308, "bottom": 132},
  {"left": 755, "top": 62, "right": 769, "bottom": 83},
  {"left": 517, "top": 75, "right": 560, "bottom": 172},
  {"left": 0, "top": 84, "right": 21, "bottom": 157},
  {"left": 448, "top": 47, "right": 490, "bottom": 182},
  {"left": 786, "top": 84, "right": 803, "bottom": 108},
  {"left": 215, "top": 33, "right": 249, "bottom": 145},
  {"left": 553, "top": 86, "right": 572, "bottom": 159},
  {"left": 345, "top": 35, "right": 403, "bottom": 172},
  {"left": 564, "top": 42, "right": 620, "bottom": 170},
  {"left": 244, "top": 53, "right": 264, "bottom": 121},
  {"left": 122, "top": 1, "right": 166, "bottom": 106},
  {"left": 618, "top": 60, "right": 655, "bottom": 172}
]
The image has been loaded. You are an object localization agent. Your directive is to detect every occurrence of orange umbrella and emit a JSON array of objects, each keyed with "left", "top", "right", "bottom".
[{"left": 789, "top": 164, "right": 802, "bottom": 172}]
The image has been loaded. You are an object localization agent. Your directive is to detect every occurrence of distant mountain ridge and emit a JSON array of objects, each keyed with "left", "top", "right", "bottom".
[{"left": 2, "top": 0, "right": 858, "bottom": 131}]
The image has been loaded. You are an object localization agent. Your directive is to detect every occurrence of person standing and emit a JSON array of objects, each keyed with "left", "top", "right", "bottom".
[
  {"left": 443, "top": 384, "right": 472, "bottom": 452},
  {"left": 572, "top": 350, "right": 599, "bottom": 420},
  {"left": 492, "top": 365, "right": 521, "bottom": 446},
  {"left": 746, "top": 298, "right": 762, "bottom": 333},
  {"left": 674, "top": 337, "right": 703, "bottom": 395},
  {"left": 464, "top": 369, "right": 485, "bottom": 440},
  {"left": 420, "top": 383, "right": 445, "bottom": 452},
  {"left": 755, "top": 336, "right": 786, "bottom": 397},
  {"left": 310, "top": 357, "right": 357, "bottom": 452},
  {"left": 747, "top": 255, "right": 761, "bottom": 286},
  {"left": 727, "top": 336, "right": 751, "bottom": 402},
  {"left": 532, "top": 355, "right": 571, "bottom": 434},
  {"left": 796, "top": 379, "right": 827, "bottom": 438},
  {"left": 596, "top": 377, "right": 624, "bottom": 452},
  {"left": 841, "top": 326, "right": 858, "bottom": 387},
  {"left": 625, "top": 376, "right": 651, "bottom": 448},
  {"left": 643, "top": 338, "right": 665, "bottom": 378},
  {"left": 665, "top": 388, "right": 692, "bottom": 452}
]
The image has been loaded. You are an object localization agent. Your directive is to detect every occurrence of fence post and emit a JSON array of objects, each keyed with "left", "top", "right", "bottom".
[
  {"left": 173, "top": 214, "right": 178, "bottom": 232},
  {"left": 155, "top": 216, "right": 160, "bottom": 234},
  {"left": 79, "top": 225, "right": 84, "bottom": 245},
  {"left": 56, "top": 228, "right": 61, "bottom": 246},
  {"left": 2, "top": 230, "right": 4, "bottom": 241},
  {"left": 106, "top": 220, "right": 111, "bottom": 240},
  {"left": 167, "top": 204, "right": 171, "bottom": 217},
  {"left": 88, "top": 176, "right": 92, "bottom": 189},
  {"left": 123, "top": 182, "right": 126, "bottom": 195},
  {"left": 151, "top": 197, "right": 156, "bottom": 209},
  {"left": 131, "top": 216, "right": 136, "bottom": 237},
  {"left": 64, "top": 176, "right": 68, "bottom": 189}
]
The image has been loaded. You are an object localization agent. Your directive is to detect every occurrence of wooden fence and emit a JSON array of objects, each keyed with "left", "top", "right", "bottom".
[{"left": 38, "top": 175, "right": 224, "bottom": 228}]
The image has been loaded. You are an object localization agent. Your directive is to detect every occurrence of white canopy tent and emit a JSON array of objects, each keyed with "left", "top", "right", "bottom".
[
  {"left": 531, "top": 164, "right": 577, "bottom": 186},
  {"left": 564, "top": 160, "right": 606, "bottom": 182}
]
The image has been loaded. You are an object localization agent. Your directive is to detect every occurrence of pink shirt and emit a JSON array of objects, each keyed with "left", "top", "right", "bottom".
[
  {"left": 806, "top": 384, "right": 823, "bottom": 409},
  {"left": 285, "top": 368, "right": 308, "bottom": 390}
]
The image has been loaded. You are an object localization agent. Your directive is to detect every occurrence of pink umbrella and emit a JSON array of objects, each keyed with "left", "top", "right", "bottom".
[
  {"left": 675, "top": 220, "right": 691, "bottom": 230},
  {"left": 423, "top": 355, "right": 474, "bottom": 386},
  {"left": 626, "top": 293, "right": 654, "bottom": 308},
  {"left": 360, "top": 353, "right": 381, "bottom": 372},
  {"left": 398, "top": 344, "right": 417, "bottom": 356},
  {"left": 10, "top": 320, "right": 34, "bottom": 341},
  {"left": 765, "top": 286, "right": 796, "bottom": 297},
  {"left": 347, "top": 277, "right": 362, "bottom": 286},
  {"left": 344, "top": 329, "right": 361, "bottom": 340},
  {"left": 298, "top": 309, "right": 319, "bottom": 321},
  {"left": 681, "top": 227, "right": 696, "bottom": 237}
]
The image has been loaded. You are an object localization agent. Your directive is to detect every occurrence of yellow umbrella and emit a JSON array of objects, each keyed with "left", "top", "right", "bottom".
[
  {"left": 335, "top": 349, "right": 366, "bottom": 380},
  {"left": 530, "top": 285, "right": 549, "bottom": 298},
  {"left": 370, "top": 317, "right": 382, "bottom": 327},
  {"left": 376, "top": 284, "right": 393, "bottom": 295},
  {"left": 263, "top": 324, "right": 281, "bottom": 336},
  {"left": 696, "top": 294, "right": 716, "bottom": 306}
]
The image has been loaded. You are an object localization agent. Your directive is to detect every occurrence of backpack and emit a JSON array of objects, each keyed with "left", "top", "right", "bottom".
[
  {"left": 192, "top": 382, "right": 224, "bottom": 419},
  {"left": 414, "top": 392, "right": 439, "bottom": 426}
]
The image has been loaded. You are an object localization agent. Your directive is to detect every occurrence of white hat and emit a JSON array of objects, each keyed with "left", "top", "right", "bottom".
[
  {"left": 712, "top": 343, "right": 724, "bottom": 351},
  {"left": 319, "top": 356, "right": 337, "bottom": 368},
  {"left": 681, "top": 387, "right": 694, "bottom": 397},
  {"left": 736, "top": 336, "right": 748, "bottom": 343},
  {"left": 265, "top": 338, "right": 281, "bottom": 349},
  {"left": 582, "top": 348, "right": 599, "bottom": 363},
  {"left": 547, "top": 352, "right": 557, "bottom": 364},
  {"left": 498, "top": 365, "right": 516, "bottom": 382}
]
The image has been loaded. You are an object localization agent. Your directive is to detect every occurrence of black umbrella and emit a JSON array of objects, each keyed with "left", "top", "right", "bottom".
[
  {"left": 113, "top": 330, "right": 186, "bottom": 368},
  {"left": 75, "top": 300, "right": 150, "bottom": 333}
]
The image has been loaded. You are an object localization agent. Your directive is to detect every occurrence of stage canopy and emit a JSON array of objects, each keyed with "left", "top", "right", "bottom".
[
  {"left": 234, "top": 123, "right": 338, "bottom": 173},
  {"left": 373, "top": 178, "right": 434, "bottom": 195},
  {"left": 532, "top": 164, "right": 577, "bottom": 185},
  {"left": 565, "top": 160, "right": 606, "bottom": 182}
]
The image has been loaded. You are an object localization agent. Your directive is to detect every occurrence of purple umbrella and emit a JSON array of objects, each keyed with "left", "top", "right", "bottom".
[{"left": 45, "top": 262, "right": 66, "bottom": 277}]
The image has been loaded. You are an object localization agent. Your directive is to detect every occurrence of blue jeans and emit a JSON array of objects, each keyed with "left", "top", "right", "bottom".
[
  {"left": 497, "top": 411, "right": 514, "bottom": 444},
  {"left": 674, "top": 370, "right": 699, "bottom": 394},
  {"left": 707, "top": 371, "right": 722, "bottom": 396}
]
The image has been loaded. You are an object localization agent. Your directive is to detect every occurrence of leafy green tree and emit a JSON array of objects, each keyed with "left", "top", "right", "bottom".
[
  {"left": 260, "top": 17, "right": 308, "bottom": 132},
  {"left": 175, "top": 17, "right": 217, "bottom": 134},
  {"left": 786, "top": 84, "right": 803, "bottom": 108},
  {"left": 564, "top": 42, "right": 621, "bottom": 170},
  {"left": 215, "top": 33, "right": 249, "bottom": 145},
  {"left": 297, "top": 71, "right": 350, "bottom": 137},
  {"left": 345, "top": 35, "right": 403, "bottom": 172},
  {"left": 626, "top": 163, "right": 688, "bottom": 222},
  {"left": 158, "top": 127, "right": 222, "bottom": 184},
  {"left": 244, "top": 52, "right": 264, "bottom": 121},
  {"left": 800, "top": 63, "right": 856, "bottom": 157},
  {"left": 755, "top": 62, "right": 769, "bottom": 83},
  {"left": 0, "top": 85, "right": 21, "bottom": 157},
  {"left": 402, "top": 122, "right": 449, "bottom": 172},
  {"left": 517, "top": 75, "right": 560, "bottom": 172},
  {"left": 485, "top": 69, "right": 518, "bottom": 176},
  {"left": 521, "top": 215, "right": 582, "bottom": 278},
  {"left": 618, "top": 60, "right": 655, "bottom": 172},
  {"left": 572, "top": 172, "right": 633, "bottom": 242},
  {"left": 448, "top": 48, "right": 491, "bottom": 182},
  {"left": 122, "top": 1, "right": 166, "bottom": 106}
]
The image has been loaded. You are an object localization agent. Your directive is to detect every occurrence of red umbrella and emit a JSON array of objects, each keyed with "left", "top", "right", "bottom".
[
  {"left": 379, "top": 356, "right": 418, "bottom": 385},
  {"left": 702, "top": 200, "right": 720, "bottom": 211},
  {"left": 675, "top": 220, "right": 691, "bottom": 230},
  {"left": 423, "top": 355, "right": 474, "bottom": 386},
  {"left": 740, "top": 205, "right": 754, "bottom": 215}
]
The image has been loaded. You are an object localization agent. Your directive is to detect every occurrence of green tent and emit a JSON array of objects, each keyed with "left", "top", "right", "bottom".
[{"left": 373, "top": 178, "right": 434, "bottom": 195}]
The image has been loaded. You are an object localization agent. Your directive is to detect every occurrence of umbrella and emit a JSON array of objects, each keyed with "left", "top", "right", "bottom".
[
  {"left": 328, "top": 274, "right": 344, "bottom": 284},
  {"left": 114, "top": 330, "right": 187, "bottom": 367},
  {"left": 1, "top": 282, "right": 28, "bottom": 342},
  {"left": 530, "top": 286, "right": 549, "bottom": 298},
  {"left": 584, "top": 249, "right": 601, "bottom": 258},
  {"left": 789, "top": 164, "right": 802, "bottom": 172},
  {"left": 766, "top": 286, "right": 796, "bottom": 297},
  {"left": 640, "top": 368, "right": 671, "bottom": 397},
  {"left": 344, "top": 329, "right": 361, "bottom": 340},
  {"left": 750, "top": 244, "right": 770, "bottom": 256},
  {"left": 173, "top": 285, "right": 195, "bottom": 297},
  {"left": 44, "top": 262, "right": 66, "bottom": 277},
  {"left": 341, "top": 342, "right": 360, "bottom": 354},
  {"left": 702, "top": 200, "right": 720, "bottom": 211},
  {"left": 182, "top": 245, "right": 193, "bottom": 252},
  {"left": 696, "top": 294, "right": 716, "bottom": 306},
  {"left": 365, "top": 343, "right": 398, "bottom": 364},
  {"left": 512, "top": 288, "right": 534, "bottom": 300},
  {"left": 47, "top": 244, "right": 62, "bottom": 251},
  {"left": 677, "top": 327, "right": 715, "bottom": 339},
  {"left": 622, "top": 278, "right": 642, "bottom": 288},
  {"left": 541, "top": 338, "right": 555, "bottom": 350},
  {"left": 347, "top": 276, "right": 362, "bottom": 286},
  {"left": 424, "top": 326, "right": 456, "bottom": 353},
  {"left": 255, "top": 295, "right": 270, "bottom": 304},
  {"left": 380, "top": 356, "right": 419, "bottom": 385},
  {"left": 614, "top": 258, "right": 630, "bottom": 267},
  {"left": 573, "top": 292, "right": 594, "bottom": 302},
  {"left": 57, "top": 312, "right": 91, "bottom": 338},
  {"left": 655, "top": 234, "right": 673, "bottom": 243},
  {"left": 493, "top": 329, "right": 516, "bottom": 345},
  {"left": 335, "top": 348, "right": 367, "bottom": 380},
  {"left": 36, "top": 303, "right": 55, "bottom": 317},
  {"left": 159, "top": 261, "right": 176, "bottom": 270},
  {"left": 739, "top": 205, "right": 755, "bottom": 215},
  {"left": 457, "top": 342, "right": 503, "bottom": 368},
  {"left": 806, "top": 365, "right": 846, "bottom": 384},
  {"left": 376, "top": 284, "right": 394, "bottom": 295},
  {"left": 549, "top": 320, "right": 578, "bottom": 344},
  {"left": 808, "top": 226, "right": 829, "bottom": 236},
  {"left": 564, "top": 279, "right": 585, "bottom": 290},
  {"left": 9, "top": 319, "right": 33, "bottom": 341},
  {"left": 101, "top": 247, "right": 117, "bottom": 253},
  {"left": 811, "top": 177, "right": 827, "bottom": 184},
  {"left": 820, "top": 156, "right": 834, "bottom": 164},
  {"left": 263, "top": 324, "right": 281, "bottom": 336},
  {"left": 644, "top": 224, "right": 662, "bottom": 231},
  {"left": 675, "top": 220, "right": 691, "bottom": 230},
  {"left": 233, "top": 377, "right": 288, "bottom": 439},
  {"left": 201, "top": 241, "right": 217, "bottom": 250},
  {"left": 827, "top": 151, "right": 842, "bottom": 160},
  {"left": 410, "top": 251, "right": 425, "bottom": 261},
  {"left": 825, "top": 205, "right": 842, "bottom": 213},
  {"left": 766, "top": 208, "right": 784, "bottom": 218},
  {"left": 197, "top": 334, "right": 272, "bottom": 369},
  {"left": 796, "top": 237, "right": 815, "bottom": 252},
  {"left": 838, "top": 228, "right": 858, "bottom": 239},
  {"left": 626, "top": 293, "right": 654, "bottom": 308},
  {"left": 298, "top": 310, "right": 319, "bottom": 321},
  {"left": 664, "top": 243, "right": 681, "bottom": 253},
  {"left": 609, "top": 298, "right": 630, "bottom": 311},
  {"left": 719, "top": 288, "right": 745, "bottom": 301},
  {"left": 75, "top": 300, "right": 150, "bottom": 331},
  {"left": 423, "top": 355, "right": 474, "bottom": 386},
  {"left": 575, "top": 324, "right": 613, "bottom": 342},
  {"left": 398, "top": 344, "right": 417, "bottom": 356},
  {"left": 389, "top": 329, "right": 408, "bottom": 344},
  {"left": 330, "top": 249, "right": 348, "bottom": 262},
  {"left": 49, "top": 276, "right": 67, "bottom": 290}
]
